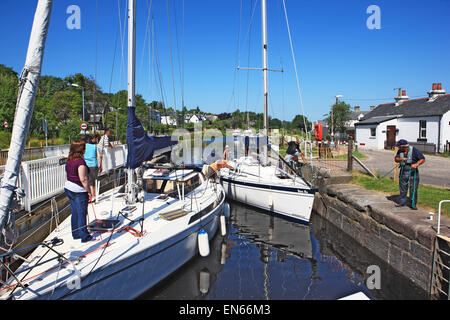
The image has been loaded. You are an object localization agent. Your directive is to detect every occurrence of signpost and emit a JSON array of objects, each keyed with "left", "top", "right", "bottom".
[{"left": 80, "top": 122, "right": 88, "bottom": 134}]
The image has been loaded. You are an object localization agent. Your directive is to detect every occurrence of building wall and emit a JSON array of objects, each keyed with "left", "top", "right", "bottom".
[
  {"left": 441, "top": 111, "right": 450, "bottom": 152},
  {"left": 397, "top": 116, "right": 440, "bottom": 146},
  {"left": 355, "top": 119, "right": 398, "bottom": 149},
  {"left": 355, "top": 124, "right": 378, "bottom": 149}
]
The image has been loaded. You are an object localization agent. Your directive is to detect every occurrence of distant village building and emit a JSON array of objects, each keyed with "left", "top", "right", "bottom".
[
  {"left": 355, "top": 84, "right": 450, "bottom": 153},
  {"left": 185, "top": 114, "right": 206, "bottom": 124},
  {"left": 85, "top": 101, "right": 107, "bottom": 132},
  {"left": 344, "top": 106, "right": 372, "bottom": 140},
  {"left": 161, "top": 110, "right": 178, "bottom": 126},
  {"left": 149, "top": 107, "right": 161, "bottom": 123}
]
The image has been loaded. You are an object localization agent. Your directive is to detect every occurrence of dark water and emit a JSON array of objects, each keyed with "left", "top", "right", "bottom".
[{"left": 139, "top": 202, "right": 428, "bottom": 300}]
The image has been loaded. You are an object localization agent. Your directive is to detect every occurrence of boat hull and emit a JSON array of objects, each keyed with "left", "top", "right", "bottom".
[
  {"left": 9, "top": 192, "right": 225, "bottom": 300},
  {"left": 220, "top": 176, "right": 314, "bottom": 224}
]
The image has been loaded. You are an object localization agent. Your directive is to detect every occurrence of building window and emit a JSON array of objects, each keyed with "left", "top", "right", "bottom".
[
  {"left": 419, "top": 120, "right": 426, "bottom": 138},
  {"left": 370, "top": 128, "right": 376, "bottom": 137}
]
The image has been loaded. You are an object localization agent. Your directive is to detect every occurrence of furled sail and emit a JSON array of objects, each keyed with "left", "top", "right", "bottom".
[{"left": 126, "top": 107, "right": 176, "bottom": 169}]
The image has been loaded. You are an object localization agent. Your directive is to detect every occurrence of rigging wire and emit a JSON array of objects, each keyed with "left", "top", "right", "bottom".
[
  {"left": 244, "top": 0, "right": 255, "bottom": 130},
  {"left": 226, "top": 0, "right": 244, "bottom": 113},
  {"left": 138, "top": 0, "right": 153, "bottom": 89},
  {"left": 281, "top": 0, "right": 309, "bottom": 139},
  {"left": 172, "top": 0, "right": 185, "bottom": 113},
  {"left": 166, "top": 0, "right": 178, "bottom": 113}
]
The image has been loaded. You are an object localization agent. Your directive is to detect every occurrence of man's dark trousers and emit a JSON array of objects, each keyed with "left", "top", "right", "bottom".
[{"left": 399, "top": 166, "right": 419, "bottom": 208}]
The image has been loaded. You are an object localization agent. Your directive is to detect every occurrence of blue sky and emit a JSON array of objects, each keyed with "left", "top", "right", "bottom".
[{"left": 1, "top": 0, "right": 449, "bottom": 123}]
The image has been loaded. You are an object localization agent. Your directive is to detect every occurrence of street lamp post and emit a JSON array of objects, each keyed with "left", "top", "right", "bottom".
[
  {"left": 70, "top": 83, "right": 86, "bottom": 133},
  {"left": 333, "top": 95, "right": 343, "bottom": 142}
]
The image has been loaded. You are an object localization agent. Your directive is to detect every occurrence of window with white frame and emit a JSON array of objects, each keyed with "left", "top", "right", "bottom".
[{"left": 419, "top": 120, "right": 426, "bottom": 139}]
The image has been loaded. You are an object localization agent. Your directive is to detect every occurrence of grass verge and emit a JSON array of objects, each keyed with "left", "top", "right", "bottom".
[{"left": 351, "top": 172, "right": 450, "bottom": 217}]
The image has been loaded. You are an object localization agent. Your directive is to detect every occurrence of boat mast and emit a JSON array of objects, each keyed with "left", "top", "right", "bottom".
[
  {"left": 261, "top": 0, "right": 269, "bottom": 164},
  {"left": 0, "top": 0, "right": 53, "bottom": 229},
  {"left": 127, "top": 0, "right": 137, "bottom": 204}
]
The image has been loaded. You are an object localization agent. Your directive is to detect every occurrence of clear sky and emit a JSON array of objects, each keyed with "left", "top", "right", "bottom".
[{"left": 1, "top": 0, "right": 449, "bottom": 123}]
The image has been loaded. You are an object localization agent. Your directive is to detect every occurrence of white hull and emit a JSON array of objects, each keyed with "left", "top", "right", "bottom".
[
  {"left": 219, "top": 163, "right": 314, "bottom": 224},
  {"left": 2, "top": 172, "right": 226, "bottom": 300},
  {"left": 63, "top": 202, "right": 222, "bottom": 300}
]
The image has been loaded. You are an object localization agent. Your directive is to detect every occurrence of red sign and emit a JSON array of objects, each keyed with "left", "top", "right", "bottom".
[
  {"left": 80, "top": 122, "right": 88, "bottom": 130},
  {"left": 3, "top": 121, "right": 8, "bottom": 128}
]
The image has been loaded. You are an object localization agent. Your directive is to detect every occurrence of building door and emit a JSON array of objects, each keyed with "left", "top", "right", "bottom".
[{"left": 386, "top": 126, "right": 396, "bottom": 149}]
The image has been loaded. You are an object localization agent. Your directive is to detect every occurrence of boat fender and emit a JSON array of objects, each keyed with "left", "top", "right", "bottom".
[
  {"left": 223, "top": 202, "right": 230, "bottom": 219},
  {"left": 198, "top": 229, "right": 210, "bottom": 257},
  {"left": 220, "top": 215, "right": 226, "bottom": 236},
  {"left": 199, "top": 268, "right": 210, "bottom": 294},
  {"left": 220, "top": 242, "right": 227, "bottom": 265}
]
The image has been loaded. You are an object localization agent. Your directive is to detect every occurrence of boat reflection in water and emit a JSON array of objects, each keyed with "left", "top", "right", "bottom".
[{"left": 140, "top": 202, "right": 373, "bottom": 300}]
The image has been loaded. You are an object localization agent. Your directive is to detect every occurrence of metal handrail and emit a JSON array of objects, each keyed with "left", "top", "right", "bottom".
[{"left": 437, "top": 200, "right": 450, "bottom": 234}]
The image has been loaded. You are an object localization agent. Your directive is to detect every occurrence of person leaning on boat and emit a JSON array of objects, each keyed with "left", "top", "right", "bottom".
[
  {"left": 202, "top": 159, "right": 235, "bottom": 180},
  {"left": 64, "top": 140, "right": 95, "bottom": 243},
  {"left": 283, "top": 140, "right": 307, "bottom": 176}
]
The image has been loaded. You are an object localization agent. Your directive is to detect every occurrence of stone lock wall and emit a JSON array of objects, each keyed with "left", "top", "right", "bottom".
[{"left": 313, "top": 184, "right": 445, "bottom": 293}]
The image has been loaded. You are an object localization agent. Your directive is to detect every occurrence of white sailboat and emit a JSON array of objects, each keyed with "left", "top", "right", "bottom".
[
  {"left": 219, "top": 0, "right": 315, "bottom": 224},
  {"left": 0, "top": 0, "right": 227, "bottom": 300}
]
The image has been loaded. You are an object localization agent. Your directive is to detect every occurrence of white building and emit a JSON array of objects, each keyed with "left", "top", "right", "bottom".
[
  {"left": 185, "top": 114, "right": 206, "bottom": 124},
  {"left": 161, "top": 111, "right": 179, "bottom": 126},
  {"left": 355, "top": 84, "right": 450, "bottom": 153}
]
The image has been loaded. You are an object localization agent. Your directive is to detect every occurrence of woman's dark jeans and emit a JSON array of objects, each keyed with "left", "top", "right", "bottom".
[{"left": 64, "top": 188, "right": 91, "bottom": 241}]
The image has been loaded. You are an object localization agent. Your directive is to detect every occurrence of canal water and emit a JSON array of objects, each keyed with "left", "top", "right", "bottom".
[{"left": 139, "top": 201, "right": 428, "bottom": 300}]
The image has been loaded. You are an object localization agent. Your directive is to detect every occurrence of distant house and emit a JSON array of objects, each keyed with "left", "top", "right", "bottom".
[
  {"left": 149, "top": 107, "right": 161, "bottom": 123},
  {"left": 85, "top": 101, "right": 107, "bottom": 132},
  {"left": 355, "top": 84, "right": 450, "bottom": 153},
  {"left": 161, "top": 110, "right": 179, "bottom": 126},
  {"left": 204, "top": 114, "right": 218, "bottom": 122},
  {"left": 344, "top": 106, "right": 372, "bottom": 140},
  {"left": 185, "top": 114, "right": 206, "bottom": 124}
]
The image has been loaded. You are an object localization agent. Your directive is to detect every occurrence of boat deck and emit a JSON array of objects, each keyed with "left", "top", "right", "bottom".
[{"left": 0, "top": 176, "right": 222, "bottom": 300}]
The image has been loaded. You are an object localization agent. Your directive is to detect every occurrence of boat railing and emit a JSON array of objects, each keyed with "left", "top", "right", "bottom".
[{"left": 0, "top": 145, "right": 129, "bottom": 212}]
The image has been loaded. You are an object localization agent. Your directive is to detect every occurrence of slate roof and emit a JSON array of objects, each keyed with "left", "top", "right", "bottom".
[
  {"left": 357, "top": 94, "right": 450, "bottom": 125},
  {"left": 356, "top": 115, "right": 399, "bottom": 125},
  {"left": 349, "top": 110, "right": 370, "bottom": 121}
]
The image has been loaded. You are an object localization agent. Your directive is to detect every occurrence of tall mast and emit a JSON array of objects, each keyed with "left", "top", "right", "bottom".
[
  {"left": 261, "top": 0, "right": 269, "bottom": 163},
  {"left": 127, "top": 0, "right": 137, "bottom": 204},
  {"left": 0, "top": 0, "right": 53, "bottom": 229}
]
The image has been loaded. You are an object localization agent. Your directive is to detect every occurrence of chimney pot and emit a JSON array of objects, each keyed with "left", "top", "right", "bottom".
[
  {"left": 370, "top": 105, "right": 375, "bottom": 111},
  {"left": 398, "top": 88, "right": 402, "bottom": 96},
  {"left": 433, "top": 83, "right": 437, "bottom": 90},
  {"left": 402, "top": 90, "right": 406, "bottom": 96},
  {"left": 354, "top": 106, "right": 360, "bottom": 111},
  {"left": 438, "top": 83, "right": 442, "bottom": 90}
]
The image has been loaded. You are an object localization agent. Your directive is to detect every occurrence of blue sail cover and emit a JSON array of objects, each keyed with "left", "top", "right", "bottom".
[{"left": 126, "top": 107, "right": 177, "bottom": 169}]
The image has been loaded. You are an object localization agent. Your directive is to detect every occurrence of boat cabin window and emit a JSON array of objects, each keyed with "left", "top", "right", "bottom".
[
  {"left": 143, "top": 173, "right": 202, "bottom": 195},
  {"left": 144, "top": 179, "right": 177, "bottom": 194}
]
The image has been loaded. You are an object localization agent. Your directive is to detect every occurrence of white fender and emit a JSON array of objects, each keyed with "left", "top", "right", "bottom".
[
  {"left": 221, "top": 242, "right": 227, "bottom": 265},
  {"left": 198, "top": 229, "right": 210, "bottom": 257},
  {"left": 220, "top": 215, "right": 226, "bottom": 236},
  {"left": 199, "top": 269, "right": 210, "bottom": 294}
]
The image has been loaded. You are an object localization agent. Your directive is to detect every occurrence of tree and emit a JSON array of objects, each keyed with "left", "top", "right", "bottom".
[
  {"left": 291, "top": 115, "right": 311, "bottom": 132},
  {"left": 325, "top": 101, "right": 352, "bottom": 135},
  {"left": 0, "top": 65, "right": 18, "bottom": 128}
]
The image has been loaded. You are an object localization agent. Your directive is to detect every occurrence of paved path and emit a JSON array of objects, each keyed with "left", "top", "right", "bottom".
[{"left": 355, "top": 148, "right": 450, "bottom": 188}]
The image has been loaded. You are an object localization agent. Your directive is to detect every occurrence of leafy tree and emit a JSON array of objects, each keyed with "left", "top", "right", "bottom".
[
  {"left": 292, "top": 115, "right": 311, "bottom": 132},
  {"left": 324, "top": 101, "right": 352, "bottom": 135},
  {"left": 0, "top": 65, "right": 18, "bottom": 128}
]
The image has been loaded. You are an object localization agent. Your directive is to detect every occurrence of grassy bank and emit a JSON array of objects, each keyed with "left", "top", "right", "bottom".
[{"left": 351, "top": 172, "right": 450, "bottom": 217}]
